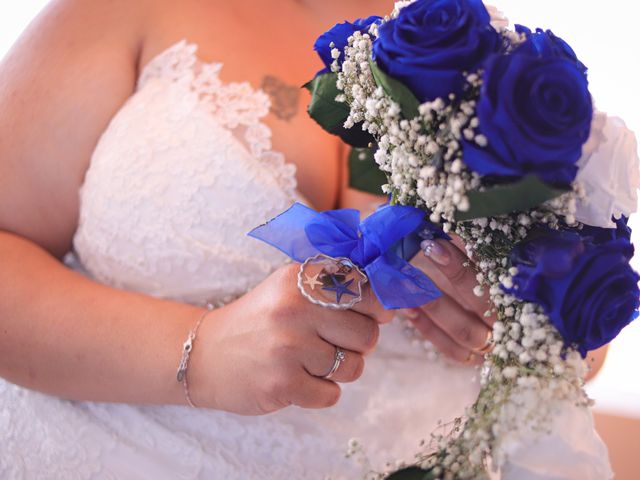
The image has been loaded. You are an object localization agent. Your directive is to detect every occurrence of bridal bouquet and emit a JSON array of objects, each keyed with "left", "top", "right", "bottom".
[{"left": 297, "top": 1, "right": 640, "bottom": 478}]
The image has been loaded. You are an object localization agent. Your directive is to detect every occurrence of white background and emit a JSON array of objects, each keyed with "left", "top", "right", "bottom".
[{"left": 1, "top": 0, "right": 639, "bottom": 416}]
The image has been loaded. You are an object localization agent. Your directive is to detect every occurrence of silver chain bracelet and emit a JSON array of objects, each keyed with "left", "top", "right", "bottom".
[{"left": 176, "top": 303, "right": 214, "bottom": 407}]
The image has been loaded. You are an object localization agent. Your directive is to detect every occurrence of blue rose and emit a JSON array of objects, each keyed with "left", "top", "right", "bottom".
[
  {"left": 579, "top": 216, "right": 632, "bottom": 245},
  {"left": 515, "top": 26, "right": 588, "bottom": 75},
  {"left": 508, "top": 229, "right": 640, "bottom": 356},
  {"left": 462, "top": 39, "right": 593, "bottom": 185},
  {"left": 314, "top": 16, "right": 382, "bottom": 74},
  {"left": 372, "top": 0, "right": 500, "bottom": 102}
]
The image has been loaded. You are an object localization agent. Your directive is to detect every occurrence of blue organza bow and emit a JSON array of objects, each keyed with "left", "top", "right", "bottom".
[{"left": 248, "top": 203, "right": 445, "bottom": 309}]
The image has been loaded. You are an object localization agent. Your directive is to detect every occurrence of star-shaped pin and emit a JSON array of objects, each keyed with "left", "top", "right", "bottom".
[
  {"left": 322, "top": 275, "right": 358, "bottom": 304},
  {"left": 303, "top": 273, "right": 323, "bottom": 291}
]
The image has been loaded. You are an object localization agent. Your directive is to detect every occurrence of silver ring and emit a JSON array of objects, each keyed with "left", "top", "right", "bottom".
[{"left": 320, "top": 347, "right": 346, "bottom": 380}]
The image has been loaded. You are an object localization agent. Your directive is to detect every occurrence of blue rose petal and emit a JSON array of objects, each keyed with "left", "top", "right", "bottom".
[
  {"left": 372, "top": 0, "right": 501, "bottom": 102},
  {"left": 515, "top": 26, "right": 588, "bottom": 75},
  {"left": 508, "top": 230, "right": 640, "bottom": 357},
  {"left": 462, "top": 38, "right": 593, "bottom": 185},
  {"left": 314, "top": 16, "right": 382, "bottom": 74}
]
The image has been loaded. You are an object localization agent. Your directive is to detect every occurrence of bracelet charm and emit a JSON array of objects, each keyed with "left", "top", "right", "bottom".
[{"left": 176, "top": 304, "right": 214, "bottom": 407}]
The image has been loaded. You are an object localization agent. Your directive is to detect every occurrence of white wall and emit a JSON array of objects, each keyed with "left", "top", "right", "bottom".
[{"left": 1, "top": 1, "right": 639, "bottom": 415}]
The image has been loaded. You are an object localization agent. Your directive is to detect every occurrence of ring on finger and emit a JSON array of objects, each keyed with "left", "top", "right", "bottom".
[
  {"left": 297, "top": 255, "right": 368, "bottom": 310},
  {"left": 474, "top": 330, "right": 494, "bottom": 355},
  {"left": 319, "top": 346, "right": 346, "bottom": 380}
]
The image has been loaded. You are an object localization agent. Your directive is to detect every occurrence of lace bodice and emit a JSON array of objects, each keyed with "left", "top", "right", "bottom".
[
  {"left": 73, "top": 40, "right": 297, "bottom": 305},
  {"left": 1, "top": 40, "right": 481, "bottom": 480}
]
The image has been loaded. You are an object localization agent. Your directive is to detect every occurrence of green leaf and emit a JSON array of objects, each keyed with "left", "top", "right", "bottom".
[
  {"left": 303, "top": 74, "right": 350, "bottom": 133},
  {"left": 455, "top": 175, "right": 570, "bottom": 221},
  {"left": 369, "top": 60, "right": 420, "bottom": 119},
  {"left": 348, "top": 147, "right": 388, "bottom": 195},
  {"left": 386, "top": 467, "right": 435, "bottom": 480},
  {"left": 303, "top": 74, "right": 374, "bottom": 148}
]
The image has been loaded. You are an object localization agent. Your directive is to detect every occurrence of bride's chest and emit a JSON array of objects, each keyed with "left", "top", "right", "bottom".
[
  {"left": 72, "top": 40, "right": 318, "bottom": 305},
  {"left": 139, "top": 6, "right": 342, "bottom": 212},
  {"left": 72, "top": 4, "right": 344, "bottom": 303}
]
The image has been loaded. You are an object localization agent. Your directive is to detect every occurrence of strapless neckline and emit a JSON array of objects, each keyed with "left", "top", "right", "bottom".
[
  {"left": 71, "top": 38, "right": 300, "bottom": 305},
  {"left": 138, "top": 40, "right": 263, "bottom": 98}
]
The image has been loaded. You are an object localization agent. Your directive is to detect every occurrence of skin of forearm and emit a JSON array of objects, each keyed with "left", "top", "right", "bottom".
[{"left": 0, "top": 231, "right": 206, "bottom": 406}]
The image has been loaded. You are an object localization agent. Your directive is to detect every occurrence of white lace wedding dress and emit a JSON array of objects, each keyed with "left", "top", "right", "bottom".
[{"left": 0, "top": 40, "right": 485, "bottom": 479}]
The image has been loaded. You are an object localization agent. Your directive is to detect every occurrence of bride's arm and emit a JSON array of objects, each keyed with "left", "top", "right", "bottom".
[
  {"left": 0, "top": 0, "right": 143, "bottom": 258},
  {"left": 0, "top": 0, "right": 384, "bottom": 414},
  {"left": 0, "top": 0, "right": 200, "bottom": 405},
  {"left": 0, "top": 231, "right": 206, "bottom": 405}
]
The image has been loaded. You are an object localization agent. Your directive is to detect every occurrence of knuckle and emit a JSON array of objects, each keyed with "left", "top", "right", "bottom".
[
  {"left": 263, "top": 310, "right": 281, "bottom": 329},
  {"left": 361, "top": 284, "right": 375, "bottom": 306},
  {"left": 265, "top": 332, "right": 298, "bottom": 361},
  {"left": 268, "top": 298, "right": 302, "bottom": 327},
  {"left": 269, "top": 304, "right": 294, "bottom": 326},
  {"left": 420, "top": 298, "right": 440, "bottom": 315},
  {"left": 357, "top": 286, "right": 392, "bottom": 324},
  {"left": 276, "top": 263, "right": 299, "bottom": 282},
  {"left": 255, "top": 397, "right": 285, "bottom": 415},
  {"left": 269, "top": 267, "right": 300, "bottom": 304},
  {"left": 455, "top": 324, "right": 473, "bottom": 345},
  {"left": 448, "top": 263, "right": 469, "bottom": 285},
  {"left": 263, "top": 374, "right": 289, "bottom": 399},
  {"left": 416, "top": 316, "right": 435, "bottom": 338},
  {"left": 258, "top": 385, "right": 294, "bottom": 413}
]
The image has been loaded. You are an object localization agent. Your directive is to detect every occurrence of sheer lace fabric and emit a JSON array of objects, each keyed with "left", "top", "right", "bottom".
[
  {"left": 0, "top": 40, "right": 479, "bottom": 479},
  {"left": 73, "top": 41, "right": 298, "bottom": 306}
]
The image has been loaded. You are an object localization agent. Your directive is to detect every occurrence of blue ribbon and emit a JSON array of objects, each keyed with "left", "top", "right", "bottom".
[{"left": 248, "top": 202, "right": 446, "bottom": 309}]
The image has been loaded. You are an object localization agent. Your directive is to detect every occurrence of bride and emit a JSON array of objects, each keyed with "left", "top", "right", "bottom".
[{"left": 0, "top": 0, "right": 606, "bottom": 478}]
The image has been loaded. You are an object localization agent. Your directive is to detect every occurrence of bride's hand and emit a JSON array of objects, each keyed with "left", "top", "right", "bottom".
[
  {"left": 405, "top": 237, "right": 496, "bottom": 365},
  {"left": 189, "top": 264, "right": 391, "bottom": 415}
]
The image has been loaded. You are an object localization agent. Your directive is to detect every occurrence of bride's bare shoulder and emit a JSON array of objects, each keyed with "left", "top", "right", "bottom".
[
  {"left": 0, "top": 0, "right": 152, "bottom": 257},
  {"left": 21, "top": 0, "right": 150, "bottom": 43}
]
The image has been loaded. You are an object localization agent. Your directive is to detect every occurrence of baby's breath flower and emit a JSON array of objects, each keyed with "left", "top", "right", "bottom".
[{"left": 331, "top": 18, "right": 591, "bottom": 480}]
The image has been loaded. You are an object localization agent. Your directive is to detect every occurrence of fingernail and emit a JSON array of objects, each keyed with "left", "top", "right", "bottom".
[{"left": 422, "top": 240, "right": 450, "bottom": 266}]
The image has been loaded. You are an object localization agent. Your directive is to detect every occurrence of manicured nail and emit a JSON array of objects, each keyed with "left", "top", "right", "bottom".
[{"left": 422, "top": 240, "right": 450, "bottom": 266}]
